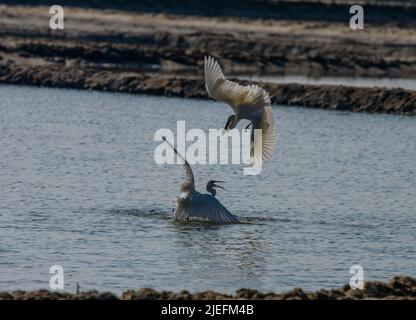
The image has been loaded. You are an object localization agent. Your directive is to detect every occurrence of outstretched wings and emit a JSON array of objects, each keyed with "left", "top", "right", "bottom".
[
  {"left": 204, "top": 56, "right": 277, "bottom": 165},
  {"left": 204, "top": 56, "right": 271, "bottom": 114},
  {"left": 175, "top": 193, "right": 239, "bottom": 223},
  {"left": 252, "top": 106, "right": 277, "bottom": 166}
]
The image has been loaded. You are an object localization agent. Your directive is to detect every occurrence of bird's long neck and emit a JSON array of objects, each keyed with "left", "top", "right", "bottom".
[{"left": 206, "top": 185, "right": 216, "bottom": 197}]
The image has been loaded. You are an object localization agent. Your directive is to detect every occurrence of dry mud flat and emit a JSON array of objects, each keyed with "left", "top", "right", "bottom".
[
  {"left": 3, "top": 0, "right": 416, "bottom": 25},
  {"left": 0, "top": 5, "right": 416, "bottom": 115},
  {"left": 1, "top": 5, "right": 416, "bottom": 78},
  {"left": 1, "top": 276, "right": 416, "bottom": 300}
]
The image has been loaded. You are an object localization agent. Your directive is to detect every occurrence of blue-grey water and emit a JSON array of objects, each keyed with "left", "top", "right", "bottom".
[
  {"left": 0, "top": 84, "right": 415, "bottom": 294},
  {"left": 239, "top": 75, "right": 416, "bottom": 91}
]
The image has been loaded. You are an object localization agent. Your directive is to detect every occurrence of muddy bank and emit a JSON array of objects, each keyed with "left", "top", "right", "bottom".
[
  {"left": 3, "top": 0, "right": 416, "bottom": 25},
  {"left": 0, "top": 5, "right": 415, "bottom": 115},
  {"left": 1, "top": 276, "right": 416, "bottom": 300},
  {"left": 1, "top": 5, "right": 416, "bottom": 79},
  {"left": 1, "top": 62, "right": 415, "bottom": 115}
]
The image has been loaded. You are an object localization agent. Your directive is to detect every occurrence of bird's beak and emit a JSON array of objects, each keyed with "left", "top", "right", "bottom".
[{"left": 213, "top": 181, "right": 225, "bottom": 189}]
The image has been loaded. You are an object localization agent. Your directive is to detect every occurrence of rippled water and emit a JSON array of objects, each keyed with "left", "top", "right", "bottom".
[{"left": 0, "top": 84, "right": 415, "bottom": 294}]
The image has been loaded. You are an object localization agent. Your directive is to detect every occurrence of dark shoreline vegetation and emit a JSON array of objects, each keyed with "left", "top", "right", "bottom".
[
  {"left": 1, "top": 276, "right": 416, "bottom": 300},
  {"left": 0, "top": 4, "right": 415, "bottom": 115}
]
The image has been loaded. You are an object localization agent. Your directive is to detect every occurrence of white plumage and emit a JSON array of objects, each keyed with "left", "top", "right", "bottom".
[
  {"left": 204, "top": 56, "right": 277, "bottom": 166},
  {"left": 162, "top": 137, "right": 239, "bottom": 223}
]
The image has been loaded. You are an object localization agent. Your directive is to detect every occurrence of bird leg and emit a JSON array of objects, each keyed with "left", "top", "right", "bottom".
[
  {"left": 246, "top": 122, "right": 254, "bottom": 157},
  {"left": 250, "top": 127, "right": 255, "bottom": 157},
  {"left": 224, "top": 117, "right": 232, "bottom": 132}
]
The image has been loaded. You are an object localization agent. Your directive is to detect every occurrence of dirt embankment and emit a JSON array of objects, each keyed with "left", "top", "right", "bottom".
[
  {"left": 1, "top": 62, "right": 415, "bottom": 115},
  {"left": 3, "top": 0, "right": 416, "bottom": 25},
  {"left": 1, "top": 276, "right": 416, "bottom": 300},
  {"left": 0, "top": 5, "right": 416, "bottom": 115},
  {"left": 1, "top": 5, "right": 416, "bottom": 78}
]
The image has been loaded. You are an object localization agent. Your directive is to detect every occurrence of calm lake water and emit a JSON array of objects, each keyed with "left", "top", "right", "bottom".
[
  {"left": 239, "top": 75, "right": 416, "bottom": 91},
  {"left": 0, "top": 84, "right": 415, "bottom": 294}
]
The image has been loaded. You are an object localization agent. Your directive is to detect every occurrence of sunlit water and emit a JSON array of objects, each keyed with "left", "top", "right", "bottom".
[
  {"left": 0, "top": 84, "right": 415, "bottom": 294},
  {"left": 239, "top": 75, "right": 416, "bottom": 91}
]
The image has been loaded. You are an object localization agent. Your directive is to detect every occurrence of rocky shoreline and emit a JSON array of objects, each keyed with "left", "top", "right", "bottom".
[{"left": 1, "top": 276, "right": 416, "bottom": 300}]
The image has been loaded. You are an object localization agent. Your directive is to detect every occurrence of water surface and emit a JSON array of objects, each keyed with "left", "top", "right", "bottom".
[
  {"left": 0, "top": 85, "right": 415, "bottom": 294},
  {"left": 239, "top": 75, "right": 416, "bottom": 91}
]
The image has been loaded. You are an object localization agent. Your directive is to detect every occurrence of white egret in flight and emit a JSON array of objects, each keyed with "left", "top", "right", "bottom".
[
  {"left": 162, "top": 137, "right": 239, "bottom": 223},
  {"left": 204, "top": 56, "right": 277, "bottom": 166}
]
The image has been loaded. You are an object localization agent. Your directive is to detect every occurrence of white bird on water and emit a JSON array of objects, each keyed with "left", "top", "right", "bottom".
[
  {"left": 204, "top": 56, "right": 277, "bottom": 166},
  {"left": 162, "top": 136, "right": 239, "bottom": 223}
]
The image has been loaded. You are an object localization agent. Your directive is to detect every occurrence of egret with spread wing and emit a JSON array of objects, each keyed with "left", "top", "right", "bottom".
[
  {"left": 162, "top": 137, "right": 239, "bottom": 223},
  {"left": 204, "top": 56, "right": 277, "bottom": 166}
]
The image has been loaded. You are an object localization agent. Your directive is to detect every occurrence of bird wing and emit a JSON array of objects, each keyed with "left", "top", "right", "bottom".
[
  {"left": 180, "top": 158, "right": 195, "bottom": 193},
  {"left": 176, "top": 193, "right": 239, "bottom": 223},
  {"left": 252, "top": 106, "right": 277, "bottom": 166},
  {"left": 204, "top": 56, "right": 271, "bottom": 114}
]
